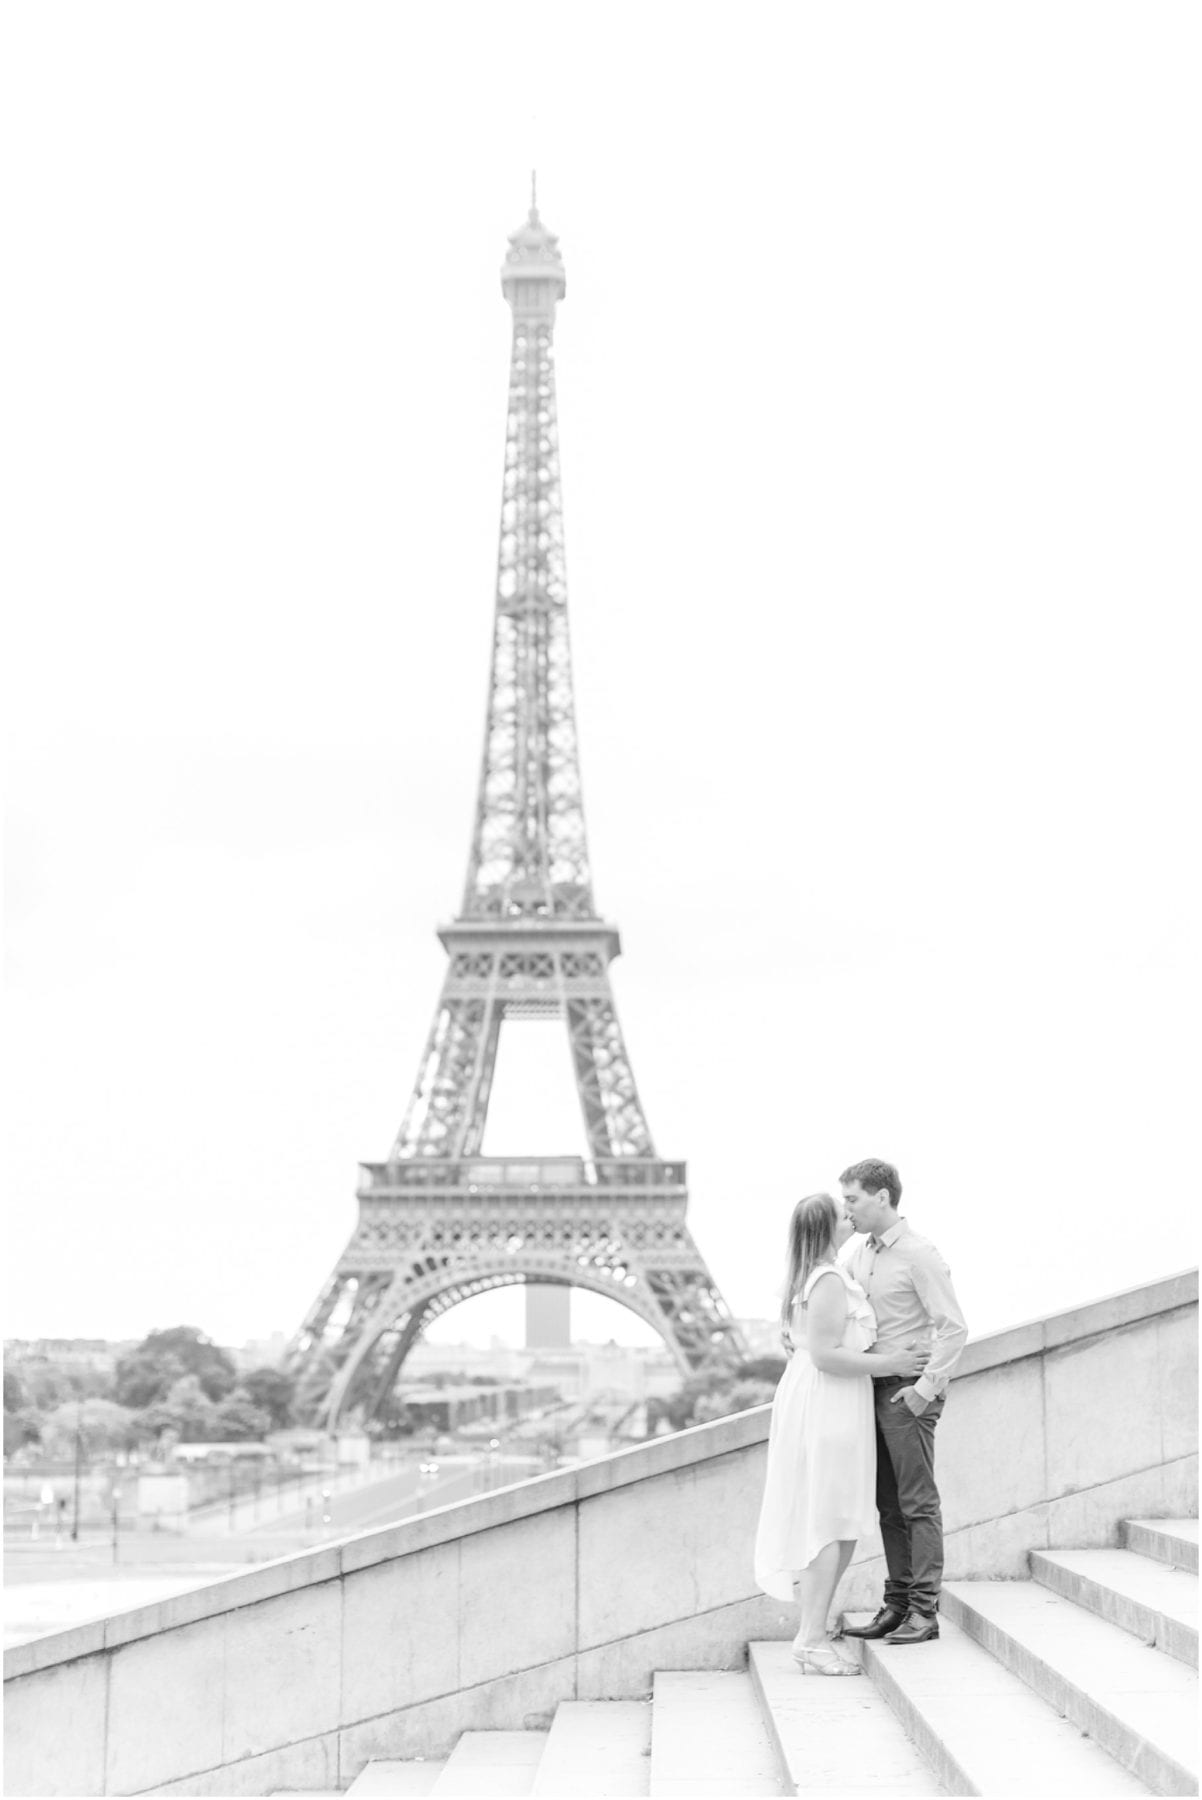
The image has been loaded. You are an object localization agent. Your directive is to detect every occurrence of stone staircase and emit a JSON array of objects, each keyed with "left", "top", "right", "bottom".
[{"left": 297, "top": 1519, "right": 1199, "bottom": 1798}]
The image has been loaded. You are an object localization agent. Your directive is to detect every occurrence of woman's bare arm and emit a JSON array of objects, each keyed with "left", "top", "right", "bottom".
[{"left": 805, "top": 1270, "right": 924, "bottom": 1377}]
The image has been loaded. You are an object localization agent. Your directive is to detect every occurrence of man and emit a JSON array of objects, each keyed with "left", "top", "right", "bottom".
[{"left": 839, "top": 1158, "right": 967, "bottom": 1645}]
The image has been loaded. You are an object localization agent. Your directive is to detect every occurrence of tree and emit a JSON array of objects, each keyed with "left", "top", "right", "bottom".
[
  {"left": 722, "top": 1379, "right": 778, "bottom": 1414},
  {"left": 115, "top": 1352, "right": 182, "bottom": 1410},
  {"left": 115, "top": 1328, "right": 237, "bottom": 1408},
  {"left": 210, "top": 1395, "right": 272, "bottom": 1442},
  {"left": 374, "top": 1392, "right": 416, "bottom": 1436},
  {"left": 652, "top": 1373, "right": 719, "bottom": 1433},
  {"left": 4, "top": 1409, "right": 41, "bottom": 1456},
  {"left": 4, "top": 1368, "right": 27, "bottom": 1413},
  {"left": 234, "top": 1367, "right": 296, "bottom": 1431},
  {"left": 16, "top": 1361, "right": 108, "bottom": 1411},
  {"left": 646, "top": 1363, "right": 780, "bottom": 1435},
  {"left": 133, "top": 1375, "right": 220, "bottom": 1445},
  {"left": 733, "top": 1357, "right": 786, "bottom": 1386},
  {"left": 689, "top": 1389, "right": 734, "bottom": 1425},
  {"left": 131, "top": 1403, "right": 184, "bottom": 1448},
  {"left": 37, "top": 1399, "right": 139, "bottom": 1460}
]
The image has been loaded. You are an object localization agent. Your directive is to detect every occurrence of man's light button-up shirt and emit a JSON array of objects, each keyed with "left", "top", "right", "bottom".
[{"left": 849, "top": 1217, "right": 968, "bottom": 1403}]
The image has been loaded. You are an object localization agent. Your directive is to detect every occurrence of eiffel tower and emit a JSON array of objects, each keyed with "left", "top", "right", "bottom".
[{"left": 289, "top": 187, "right": 746, "bottom": 1427}]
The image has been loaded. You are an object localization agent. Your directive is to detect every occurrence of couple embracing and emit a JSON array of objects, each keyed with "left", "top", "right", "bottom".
[{"left": 754, "top": 1158, "right": 968, "bottom": 1676}]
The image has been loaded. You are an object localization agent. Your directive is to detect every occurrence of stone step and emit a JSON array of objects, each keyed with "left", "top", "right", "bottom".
[
  {"left": 846, "top": 1609, "right": 1151, "bottom": 1796},
  {"left": 1031, "top": 1548, "right": 1198, "bottom": 1667},
  {"left": 942, "top": 1580, "right": 1199, "bottom": 1797},
  {"left": 430, "top": 1732, "right": 549, "bottom": 1797},
  {"left": 345, "top": 1763, "right": 447, "bottom": 1796},
  {"left": 1123, "top": 1519, "right": 1200, "bottom": 1576},
  {"left": 747, "top": 1640, "right": 943, "bottom": 1796},
  {"left": 649, "top": 1670, "right": 785, "bottom": 1796},
  {"left": 529, "top": 1700, "right": 651, "bottom": 1796}
]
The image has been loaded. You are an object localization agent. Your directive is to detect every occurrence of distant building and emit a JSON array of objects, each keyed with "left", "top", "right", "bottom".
[
  {"left": 404, "top": 1341, "right": 522, "bottom": 1382},
  {"left": 521, "top": 1351, "right": 588, "bottom": 1397},
  {"left": 400, "top": 1381, "right": 561, "bottom": 1435},
  {"left": 4, "top": 1338, "right": 138, "bottom": 1376},
  {"left": 171, "top": 1441, "right": 275, "bottom": 1462},
  {"left": 403, "top": 1338, "right": 681, "bottom": 1402},
  {"left": 231, "top": 1332, "right": 290, "bottom": 1371},
  {"left": 525, "top": 1285, "right": 571, "bottom": 1348}
]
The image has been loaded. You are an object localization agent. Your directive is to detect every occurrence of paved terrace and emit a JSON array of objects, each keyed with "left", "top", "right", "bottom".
[{"left": 4, "top": 1269, "right": 1196, "bottom": 1797}]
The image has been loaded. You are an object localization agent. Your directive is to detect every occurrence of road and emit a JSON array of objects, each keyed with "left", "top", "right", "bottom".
[{"left": 262, "top": 1452, "right": 543, "bottom": 1535}]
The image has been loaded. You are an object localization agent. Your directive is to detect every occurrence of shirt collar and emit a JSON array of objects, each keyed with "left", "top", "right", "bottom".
[{"left": 869, "top": 1217, "right": 907, "bottom": 1250}]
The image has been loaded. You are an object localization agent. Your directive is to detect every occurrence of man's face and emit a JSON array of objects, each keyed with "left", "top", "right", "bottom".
[
  {"left": 832, "top": 1213, "right": 855, "bottom": 1252},
  {"left": 841, "top": 1180, "right": 894, "bottom": 1238}
]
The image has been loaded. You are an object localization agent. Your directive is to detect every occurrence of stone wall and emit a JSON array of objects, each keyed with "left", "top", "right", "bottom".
[{"left": 4, "top": 1270, "right": 1196, "bottom": 1797}]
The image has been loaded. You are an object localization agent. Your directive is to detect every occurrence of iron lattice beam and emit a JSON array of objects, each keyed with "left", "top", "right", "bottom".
[{"left": 293, "top": 1163, "right": 745, "bottom": 1425}]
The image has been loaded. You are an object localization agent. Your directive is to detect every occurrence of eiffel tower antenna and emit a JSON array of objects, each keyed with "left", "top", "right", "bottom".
[{"left": 289, "top": 197, "right": 745, "bottom": 1427}]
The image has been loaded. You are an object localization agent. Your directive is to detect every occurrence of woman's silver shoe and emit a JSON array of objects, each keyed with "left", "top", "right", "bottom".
[{"left": 791, "top": 1641, "right": 861, "bottom": 1676}]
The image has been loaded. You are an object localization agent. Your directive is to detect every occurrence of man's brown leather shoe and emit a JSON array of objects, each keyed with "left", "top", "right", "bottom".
[
  {"left": 883, "top": 1611, "right": 940, "bottom": 1644},
  {"left": 841, "top": 1605, "right": 906, "bottom": 1640}
]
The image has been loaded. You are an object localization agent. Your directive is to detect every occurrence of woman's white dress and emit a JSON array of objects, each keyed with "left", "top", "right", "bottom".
[{"left": 754, "top": 1262, "right": 879, "bottom": 1600}]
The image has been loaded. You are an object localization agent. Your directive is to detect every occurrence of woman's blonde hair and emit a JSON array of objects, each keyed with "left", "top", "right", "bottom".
[{"left": 780, "top": 1191, "right": 840, "bottom": 1333}]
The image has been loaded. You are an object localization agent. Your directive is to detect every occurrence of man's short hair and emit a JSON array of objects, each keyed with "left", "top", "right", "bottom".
[{"left": 840, "top": 1158, "right": 902, "bottom": 1209}]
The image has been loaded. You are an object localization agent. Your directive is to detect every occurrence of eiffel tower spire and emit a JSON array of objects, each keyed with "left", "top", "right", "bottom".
[
  {"left": 462, "top": 186, "right": 590, "bottom": 921},
  {"left": 287, "top": 197, "right": 745, "bottom": 1428}
]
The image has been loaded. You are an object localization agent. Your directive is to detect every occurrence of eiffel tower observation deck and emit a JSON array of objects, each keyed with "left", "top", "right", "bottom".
[{"left": 289, "top": 190, "right": 746, "bottom": 1427}]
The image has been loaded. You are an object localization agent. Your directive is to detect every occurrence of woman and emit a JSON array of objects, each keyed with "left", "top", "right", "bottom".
[{"left": 754, "top": 1191, "right": 927, "bottom": 1675}]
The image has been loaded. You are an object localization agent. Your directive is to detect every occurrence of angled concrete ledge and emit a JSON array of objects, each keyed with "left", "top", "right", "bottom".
[
  {"left": 956, "top": 1267, "right": 1197, "bottom": 1375},
  {"left": 4, "top": 1269, "right": 1197, "bottom": 1797},
  {"left": 4, "top": 1414, "right": 770, "bottom": 1684}
]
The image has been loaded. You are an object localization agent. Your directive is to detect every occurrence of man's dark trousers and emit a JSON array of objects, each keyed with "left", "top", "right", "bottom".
[{"left": 872, "top": 1375, "right": 946, "bottom": 1617}]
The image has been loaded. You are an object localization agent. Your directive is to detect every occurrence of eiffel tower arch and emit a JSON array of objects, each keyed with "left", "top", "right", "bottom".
[{"left": 289, "top": 187, "right": 746, "bottom": 1428}]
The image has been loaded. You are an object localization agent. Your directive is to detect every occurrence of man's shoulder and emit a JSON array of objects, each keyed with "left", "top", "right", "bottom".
[{"left": 898, "top": 1226, "right": 949, "bottom": 1267}]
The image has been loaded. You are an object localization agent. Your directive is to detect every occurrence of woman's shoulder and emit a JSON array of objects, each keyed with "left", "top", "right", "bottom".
[{"left": 801, "top": 1264, "right": 845, "bottom": 1301}]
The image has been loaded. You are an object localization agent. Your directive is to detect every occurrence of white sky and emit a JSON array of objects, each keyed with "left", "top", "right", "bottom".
[{"left": 4, "top": 3, "right": 1198, "bottom": 1355}]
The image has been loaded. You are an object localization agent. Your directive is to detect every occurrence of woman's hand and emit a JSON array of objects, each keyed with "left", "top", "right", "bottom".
[{"left": 883, "top": 1345, "right": 928, "bottom": 1378}]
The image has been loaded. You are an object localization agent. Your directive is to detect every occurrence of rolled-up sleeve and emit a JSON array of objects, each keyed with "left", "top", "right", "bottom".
[{"left": 911, "top": 1248, "right": 968, "bottom": 1401}]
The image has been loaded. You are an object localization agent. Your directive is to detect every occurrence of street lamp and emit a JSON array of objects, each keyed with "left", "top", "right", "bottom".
[
  {"left": 70, "top": 1417, "right": 83, "bottom": 1542},
  {"left": 111, "top": 1486, "right": 121, "bottom": 1566}
]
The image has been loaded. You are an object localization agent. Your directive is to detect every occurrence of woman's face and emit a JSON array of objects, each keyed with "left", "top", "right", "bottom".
[{"left": 832, "top": 1213, "right": 855, "bottom": 1252}]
